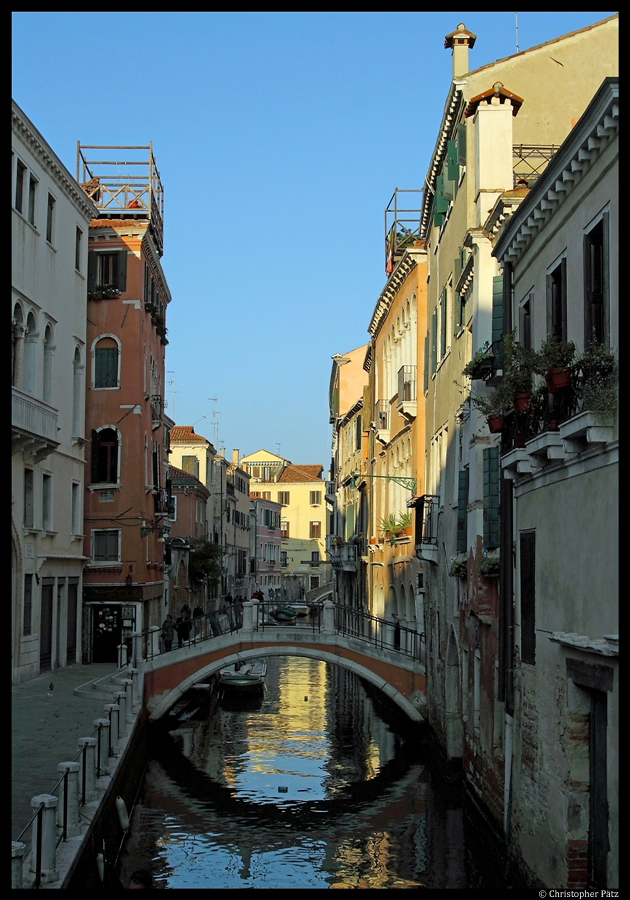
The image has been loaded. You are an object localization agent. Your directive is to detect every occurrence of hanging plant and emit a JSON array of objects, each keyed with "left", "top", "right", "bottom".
[
  {"left": 478, "top": 556, "right": 500, "bottom": 577},
  {"left": 449, "top": 558, "right": 468, "bottom": 579}
]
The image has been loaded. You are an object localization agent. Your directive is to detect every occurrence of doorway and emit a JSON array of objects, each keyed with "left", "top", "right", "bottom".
[{"left": 92, "top": 605, "right": 122, "bottom": 663}]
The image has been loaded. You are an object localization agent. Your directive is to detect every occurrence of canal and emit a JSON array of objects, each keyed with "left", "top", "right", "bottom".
[{"left": 118, "top": 656, "right": 512, "bottom": 889}]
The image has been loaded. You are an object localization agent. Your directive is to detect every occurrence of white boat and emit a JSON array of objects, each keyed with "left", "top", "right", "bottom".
[
  {"left": 288, "top": 603, "right": 309, "bottom": 616},
  {"left": 219, "top": 659, "right": 267, "bottom": 693}
]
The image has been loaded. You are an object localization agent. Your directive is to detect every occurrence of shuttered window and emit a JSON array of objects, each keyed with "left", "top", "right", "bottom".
[
  {"left": 492, "top": 275, "right": 503, "bottom": 347},
  {"left": 94, "top": 343, "right": 119, "bottom": 388},
  {"left": 547, "top": 257, "right": 567, "bottom": 342},
  {"left": 430, "top": 311, "right": 437, "bottom": 375},
  {"left": 483, "top": 447, "right": 500, "bottom": 549},
  {"left": 423, "top": 335, "right": 429, "bottom": 393},
  {"left": 457, "top": 122, "right": 467, "bottom": 166},
  {"left": 584, "top": 214, "right": 609, "bottom": 346},
  {"left": 456, "top": 468, "right": 469, "bottom": 553},
  {"left": 447, "top": 139, "right": 459, "bottom": 182},
  {"left": 93, "top": 529, "right": 120, "bottom": 562},
  {"left": 88, "top": 250, "right": 127, "bottom": 291},
  {"left": 91, "top": 428, "right": 118, "bottom": 484},
  {"left": 520, "top": 531, "right": 536, "bottom": 665}
]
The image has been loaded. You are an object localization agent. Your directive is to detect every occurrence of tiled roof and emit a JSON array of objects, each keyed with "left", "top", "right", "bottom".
[
  {"left": 169, "top": 425, "right": 208, "bottom": 443},
  {"left": 168, "top": 464, "right": 208, "bottom": 495},
  {"left": 278, "top": 464, "right": 324, "bottom": 483}
]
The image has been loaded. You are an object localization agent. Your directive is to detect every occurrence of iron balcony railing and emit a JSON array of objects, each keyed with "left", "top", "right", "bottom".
[{"left": 416, "top": 495, "right": 440, "bottom": 545}]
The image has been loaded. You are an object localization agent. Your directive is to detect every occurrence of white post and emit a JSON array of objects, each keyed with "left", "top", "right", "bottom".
[
  {"left": 150, "top": 625, "right": 161, "bottom": 657},
  {"left": 29, "top": 794, "right": 58, "bottom": 884},
  {"left": 122, "top": 679, "right": 135, "bottom": 722},
  {"left": 104, "top": 704, "right": 120, "bottom": 755},
  {"left": 133, "top": 632, "right": 143, "bottom": 666},
  {"left": 114, "top": 692, "right": 127, "bottom": 739},
  {"left": 117, "top": 642, "right": 128, "bottom": 668},
  {"left": 56, "top": 761, "right": 82, "bottom": 837},
  {"left": 78, "top": 737, "right": 98, "bottom": 802},
  {"left": 127, "top": 668, "right": 139, "bottom": 710},
  {"left": 12, "top": 841, "right": 26, "bottom": 889},
  {"left": 243, "top": 600, "right": 254, "bottom": 631},
  {"left": 323, "top": 599, "right": 336, "bottom": 634}
]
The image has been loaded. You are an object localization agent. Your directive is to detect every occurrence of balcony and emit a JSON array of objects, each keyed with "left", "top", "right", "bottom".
[
  {"left": 397, "top": 365, "right": 417, "bottom": 419},
  {"left": 412, "top": 495, "right": 439, "bottom": 564},
  {"left": 150, "top": 394, "right": 162, "bottom": 430},
  {"left": 12, "top": 387, "right": 59, "bottom": 462},
  {"left": 374, "top": 400, "right": 390, "bottom": 444},
  {"left": 384, "top": 189, "right": 422, "bottom": 274},
  {"left": 77, "top": 143, "right": 165, "bottom": 257}
]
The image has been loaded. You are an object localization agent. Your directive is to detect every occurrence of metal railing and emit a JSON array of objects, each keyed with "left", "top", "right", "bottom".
[{"left": 333, "top": 603, "right": 424, "bottom": 662}]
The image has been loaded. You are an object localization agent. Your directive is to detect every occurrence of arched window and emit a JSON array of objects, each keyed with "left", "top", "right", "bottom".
[
  {"left": 93, "top": 335, "right": 120, "bottom": 389},
  {"left": 72, "top": 347, "right": 83, "bottom": 438},
  {"left": 43, "top": 323, "right": 54, "bottom": 405},
  {"left": 91, "top": 426, "right": 120, "bottom": 484},
  {"left": 24, "top": 311, "right": 38, "bottom": 396},
  {"left": 12, "top": 303, "right": 25, "bottom": 388}
]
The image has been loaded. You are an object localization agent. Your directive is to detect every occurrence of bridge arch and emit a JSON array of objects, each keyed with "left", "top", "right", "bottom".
[{"left": 144, "top": 641, "right": 425, "bottom": 725}]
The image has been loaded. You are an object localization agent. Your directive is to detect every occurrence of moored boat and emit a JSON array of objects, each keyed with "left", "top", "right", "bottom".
[
  {"left": 271, "top": 605, "right": 298, "bottom": 622},
  {"left": 219, "top": 659, "right": 267, "bottom": 694}
]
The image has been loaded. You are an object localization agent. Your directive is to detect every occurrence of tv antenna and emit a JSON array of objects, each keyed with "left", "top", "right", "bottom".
[
  {"left": 515, "top": 12, "right": 519, "bottom": 53},
  {"left": 208, "top": 398, "right": 219, "bottom": 447},
  {"left": 167, "top": 371, "right": 177, "bottom": 418}
]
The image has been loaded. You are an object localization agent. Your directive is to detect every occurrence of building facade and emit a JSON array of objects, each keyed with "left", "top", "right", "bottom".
[
  {"left": 492, "top": 77, "right": 618, "bottom": 889},
  {"left": 250, "top": 497, "right": 283, "bottom": 599},
  {"left": 240, "top": 450, "right": 331, "bottom": 600},
  {"left": 79, "top": 144, "right": 172, "bottom": 663},
  {"left": 12, "top": 102, "right": 97, "bottom": 683}
]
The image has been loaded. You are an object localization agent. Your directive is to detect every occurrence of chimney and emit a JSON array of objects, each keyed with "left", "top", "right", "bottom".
[
  {"left": 444, "top": 23, "right": 477, "bottom": 79},
  {"left": 232, "top": 449, "right": 239, "bottom": 467}
]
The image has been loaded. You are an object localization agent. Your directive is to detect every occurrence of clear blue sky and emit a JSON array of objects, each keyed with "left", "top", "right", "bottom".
[{"left": 12, "top": 11, "right": 616, "bottom": 472}]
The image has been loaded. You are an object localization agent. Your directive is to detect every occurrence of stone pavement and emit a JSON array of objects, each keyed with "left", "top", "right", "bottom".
[{"left": 11, "top": 663, "right": 120, "bottom": 843}]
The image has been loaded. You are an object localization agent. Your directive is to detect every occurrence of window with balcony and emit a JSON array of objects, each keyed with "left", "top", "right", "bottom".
[
  {"left": 547, "top": 256, "right": 567, "bottom": 343},
  {"left": 88, "top": 250, "right": 127, "bottom": 293}
]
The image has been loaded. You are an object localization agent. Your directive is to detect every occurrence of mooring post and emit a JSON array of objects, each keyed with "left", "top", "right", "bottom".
[
  {"left": 12, "top": 841, "right": 26, "bottom": 889},
  {"left": 104, "top": 704, "right": 120, "bottom": 756},
  {"left": 122, "top": 679, "right": 135, "bottom": 722},
  {"left": 113, "top": 691, "right": 127, "bottom": 740},
  {"left": 93, "top": 718, "right": 110, "bottom": 776},
  {"left": 78, "top": 737, "right": 98, "bottom": 802},
  {"left": 29, "top": 794, "right": 58, "bottom": 885},
  {"left": 56, "top": 761, "right": 82, "bottom": 838}
]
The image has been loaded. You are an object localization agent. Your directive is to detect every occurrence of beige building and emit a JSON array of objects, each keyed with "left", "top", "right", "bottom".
[
  {"left": 492, "top": 77, "right": 618, "bottom": 889},
  {"left": 240, "top": 449, "right": 330, "bottom": 599},
  {"left": 415, "top": 12, "right": 617, "bottom": 887}
]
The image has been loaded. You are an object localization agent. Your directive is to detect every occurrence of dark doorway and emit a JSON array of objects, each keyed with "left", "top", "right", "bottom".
[
  {"left": 92, "top": 605, "right": 122, "bottom": 663},
  {"left": 589, "top": 689, "right": 609, "bottom": 888},
  {"left": 39, "top": 579, "right": 54, "bottom": 672}
]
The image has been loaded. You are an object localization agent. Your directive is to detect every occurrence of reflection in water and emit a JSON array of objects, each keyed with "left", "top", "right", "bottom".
[{"left": 119, "top": 656, "right": 506, "bottom": 889}]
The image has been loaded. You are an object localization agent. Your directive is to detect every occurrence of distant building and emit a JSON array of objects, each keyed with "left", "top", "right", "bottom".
[
  {"left": 240, "top": 450, "right": 331, "bottom": 599},
  {"left": 166, "top": 464, "right": 211, "bottom": 614},
  {"left": 79, "top": 143, "right": 171, "bottom": 662},
  {"left": 225, "top": 450, "right": 252, "bottom": 600},
  {"left": 249, "top": 496, "right": 283, "bottom": 599},
  {"left": 12, "top": 101, "right": 97, "bottom": 683}
]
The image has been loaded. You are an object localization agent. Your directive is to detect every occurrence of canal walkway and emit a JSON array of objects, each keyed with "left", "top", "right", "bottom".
[{"left": 11, "top": 663, "right": 120, "bottom": 848}]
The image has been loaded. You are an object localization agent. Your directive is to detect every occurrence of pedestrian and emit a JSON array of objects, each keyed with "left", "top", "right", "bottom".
[
  {"left": 193, "top": 603, "right": 204, "bottom": 639},
  {"left": 208, "top": 608, "right": 220, "bottom": 637},
  {"left": 181, "top": 602, "right": 191, "bottom": 618},
  {"left": 234, "top": 596, "right": 243, "bottom": 628},
  {"left": 161, "top": 614, "right": 175, "bottom": 652},
  {"left": 175, "top": 611, "right": 190, "bottom": 648}
]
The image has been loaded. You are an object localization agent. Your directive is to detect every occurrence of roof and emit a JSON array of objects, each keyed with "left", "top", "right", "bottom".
[
  {"left": 168, "top": 465, "right": 209, "bottom": 496},
  {"left": 278, "top": 464, "right": 324, "bottom": 483},
  {"left": 170, "top": 425, "right": 211, "bottom": 444}
]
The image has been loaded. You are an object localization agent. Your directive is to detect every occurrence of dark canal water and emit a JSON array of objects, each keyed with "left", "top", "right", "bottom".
[{"left": 118, "top": 656, "right": 511, "bottom": 889}]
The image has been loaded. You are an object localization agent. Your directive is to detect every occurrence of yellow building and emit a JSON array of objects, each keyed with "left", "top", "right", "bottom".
[{"left": 239, "top": 449, "right": 331, "bottom": 600}]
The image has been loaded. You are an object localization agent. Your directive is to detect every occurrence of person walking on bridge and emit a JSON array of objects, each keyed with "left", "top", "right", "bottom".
[{"left": 161, "top": 614, "right": 175, "bottom": 652}]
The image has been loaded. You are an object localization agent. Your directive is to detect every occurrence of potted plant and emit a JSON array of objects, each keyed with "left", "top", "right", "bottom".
[
  {"left": 380, "top": 513, "right": 403, "bottom": 545},
  {"left": 472, "top": 377, "right": 513, "bottom": 432},
  {"left": 463, "top": 343, "right": 494, "bottom": 380},
  {"left": 397, "top": 512, "right": 413, "bottom": 536},
  {"left": 575, "top": 342, "right": 617, "bottom": 416},
  {"left": 449, "top": 557, "right": 468, "bottom": 579},
  {"left": 504, "top": 334, "right": 537, "bottom": 412},
  {"left": 478, "top": 555, "right": 500, "bottom": 577},
  {"left": 535, "top": 334, "right": 576, "bottom": 393}
]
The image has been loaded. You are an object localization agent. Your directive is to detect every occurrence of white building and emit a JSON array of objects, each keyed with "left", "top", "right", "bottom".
[{"left": 12, "top": 101, "right": 97, "bottom": 683}]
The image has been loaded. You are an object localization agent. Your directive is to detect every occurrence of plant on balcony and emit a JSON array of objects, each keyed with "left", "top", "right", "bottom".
[
  {"left": 534, "top": 334, "right": 576, "bottom": 392},
  {"left": 478, "top": 555, "right": 500, "bottom": 577},
  {"left": 449, "top": 557, "right": 468, "bottom": 579},
  {"left": 575, "top": 342, "right": 617, "bottom": 416},
  {"left": 330, "top": 535, "right": 343, "bottom": 548},
  {"left": 472, "top": 376, "right": 513, "bottom": 430},
  {"left": 88, "top": 284, "right": 121, "bottom": 301},
  {"left": 503, "top": 332, "right": 537, "bottom": 410},
  {"left": 463, "top": 342, "right": 493, "bottom": 380},
  {"left": 380, "top": 514, "right": 403, "bottom": 545}
]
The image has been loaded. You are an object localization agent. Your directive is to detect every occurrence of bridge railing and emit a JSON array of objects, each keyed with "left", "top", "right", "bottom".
[{"left": 332, "top": 603, "right": 424, "bottom": 663}]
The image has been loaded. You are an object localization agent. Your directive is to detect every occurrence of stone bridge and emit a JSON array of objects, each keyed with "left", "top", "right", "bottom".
[{"left": 137, "top": 602, "right": 426, "bottom": 724}]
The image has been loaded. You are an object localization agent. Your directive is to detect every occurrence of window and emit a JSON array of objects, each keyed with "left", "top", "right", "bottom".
[
  {"left": 24, "top": 469, "right": 34, "bottom": 529},
  {"left": 492, "top": 276, "right": 504, "bottom": 347},
  {"left": 75, "top": 227, "right": 82, "bottom": 271},
  {"left": 278, "top": 491, "right": 290, "bottom": 505},
  {"left": 483, "top": 448, "right": 499, "bottom": 549},
  {"left": 520, "top": 531, "right": 536, "bottom": 665},
  {"left": 281, "top": 551, "right": 288, "bottom": 567},
  {"left": 430, "top": 311, "right": 437, "bottom": 375},
  {"left": 309, "top": 521, "right": 321, "bottom": 539},
  {"left": 281, "top": 520, "right": 289, "bottom": 538},
  {"left": 42, "top": 324, "right": 54, "bottom": 405},
  {"left": 584, "top": 214, "right": 609, "bottom": 346},
  {"left": 71, "top": 482, "right": 81, "bottom": 534},
  {"left": 15, "top": 160, "right": 26, "bottom": 213},
  {"left": 519, "top": 291, "right": 533, "bottom": 350},
  {"left": 439, "top": 287, "right": 447, "bottom": 359},
  {"left": 169, "top": 495, "right": 177, "bottom": 522},
  {"left": 310, "top": 491, "right": 321, "bottom": 506},
  {"left": 88, "top": 250, "right": 127, "bottom": 291},
  {"left": 547, "top": 257, "right": 567, "bottom": 342},
  {"left": 181, "top": 456, "right": 199, "bottom": 478},
  {"left": 91, "top": 428, "right": 119, "bottom": 484},
  {"left": 72, "top": 347, "right": 82, "bottom": 438},
  {"left": 262, "top": 491, "right": 271, "bottom": 501},
  {"left": 456, "top": 468, "right": 469, "bottom": 554},
  {"left": 46, "top": 193, "right": 55, "bottom": 243},
  {"left": 42, "top": 473, "right": 52, "bottom": 532},
  {"left": 28, "top": 175, "right": 37, "bottom": 225},
  {"left": 93, "top": 337, "right": 119, "bottom": 388},
  {"left": 92, "top": 529, "right": 120, "bottom": 562},
  {"left": 311, "top": 551, "right": 320, "bottom": 564},
  {"left": 23, "top": 574, "right": 33, "bottom": 636}
]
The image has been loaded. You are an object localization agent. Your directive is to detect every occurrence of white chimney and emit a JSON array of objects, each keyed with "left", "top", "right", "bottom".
[{"left": 444, "top": 23, "right": 477, "bottom": 80}]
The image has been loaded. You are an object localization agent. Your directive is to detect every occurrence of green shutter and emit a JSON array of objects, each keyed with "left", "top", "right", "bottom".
[
  {"left": 447, "top": 139, "right": 459, "bottom": 182},
  {"left": 430, "top": 312, "right": 437, "bottom": 375},
  {"left": 457, "top": 123, "right": 467, "bottom": 165},
  {"left": 457, "top": 468, "right": 469, "bottom": 553},
  {"left": 87, "top": 252, "right": 97, "bottom": 291},
  {"left": 483, "top": 447, "right": 500, "bottom": 549},
  {"left": 423, "top": 335, "right": 429, "bottom": 392},
  {"left": 94, "top": 347, "right": 118, "bottom": 388},
  {"left": 117, "top": 250, "right": 127, "bottom": 291},
  {"left": 492, "top": 275, "right": 504, "bottom": 346}
]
